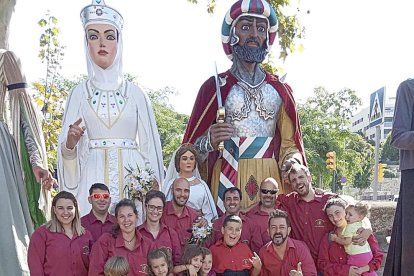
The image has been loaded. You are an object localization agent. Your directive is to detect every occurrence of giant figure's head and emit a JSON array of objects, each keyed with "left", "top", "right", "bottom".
[
  {"left": 80, "top": 0, "right": 124, "bottom": 85},
  {"left": 221, "top": 0, "right": 278, "bottom": 63}
]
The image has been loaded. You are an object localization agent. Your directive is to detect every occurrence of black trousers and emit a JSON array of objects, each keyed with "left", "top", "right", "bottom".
[{"left": 384, "top": 169, "right": 414, "bottom": 275}]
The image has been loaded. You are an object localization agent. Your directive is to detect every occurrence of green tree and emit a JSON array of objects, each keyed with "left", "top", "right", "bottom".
[
  {"left": 147, "top": 87, "right": 189, "bottom": 166},
  {"left": 124, "top": 74, "right": 189, "bottom": 166},
  {"left": 32, "top": 13, "right": 72, "bottom": 170},
  {"left": 381, "top": 133, "right": 399, "bottom": 164},
  {"left": 298, "top": 87, "right": 374, "bottom": 190},
  {"left": 187, "top": 0, "right": 306, "bottom": 61}
]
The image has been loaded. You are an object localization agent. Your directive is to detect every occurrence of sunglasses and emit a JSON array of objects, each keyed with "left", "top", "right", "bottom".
[
  {"left": 260, "top": 189, "right": 278, "bottom": 195},
  {"left": 91, "top": 193, "right": 110, "bottom": 200},
  {"left": 146, "top": 204, "right": 164, "bottom": 212}
]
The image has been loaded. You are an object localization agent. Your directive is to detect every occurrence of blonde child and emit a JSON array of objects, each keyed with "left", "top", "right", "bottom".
[
  {"left": 332, "top": 202, "right": 377, "bottom": 276},
  {"left": 173, "top": 244, "right": 204, "bottom": 276},
  {"left": 104, "top": 256, "right": 129, "bottom": 276},
  {"left": 147, "top": 247, "right": 174, "bottom": 276}
]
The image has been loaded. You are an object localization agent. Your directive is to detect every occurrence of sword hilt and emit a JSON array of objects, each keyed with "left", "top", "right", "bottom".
[{"left": 216, "top": 107, "right": 226, "bottom": 152}]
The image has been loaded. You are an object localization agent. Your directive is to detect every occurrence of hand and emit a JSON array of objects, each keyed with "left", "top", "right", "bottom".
[
  {"left": 66, "top": 118, "right": 86, "bottom": 150},
  {"left": 314, "top": 187, "right": 325, "bottom": 195},
  {"left": 187, "top": 264, "right": 198, "bottom": 276},
  {"left": 194, "top": 217, "right": 208, "bottom": 228},
  {"left": 352, "top": 228, "right": 370, "bottom": 245},
  {"left": 209, "top": 123, "right": 234, "bottom": 150},
  {"left": 330, "top": 233, "right": 338, "bottom": 242},
  {"left": 289, "top": 262, "right": 303, "bottom": 276},
  {"left": 348, "top": 266, "right": 360, "bottom": 276},
  {"left": 32, "top": 166, "right": 56, "bottom": 190},
  {"left": 281, "top": 158, "right": 298, "bottom": 185},
  {"left": 249, "top": 252, "right": 262, "bottom": 270}
]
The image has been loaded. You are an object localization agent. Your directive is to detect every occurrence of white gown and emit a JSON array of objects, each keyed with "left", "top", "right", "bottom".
[{"left": 58, "top": 80, "right": 164, "bottom": 220}]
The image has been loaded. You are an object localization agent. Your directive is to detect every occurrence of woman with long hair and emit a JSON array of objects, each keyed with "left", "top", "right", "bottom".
[
  {"left": 163, "top": 143, "right": 218, "bottom": 222},
  {"left": 89, "top": 199, "right": 154, "bottom": 275},
  {"left": 28, "top": 191, "right": 93, "bottom": 275}
]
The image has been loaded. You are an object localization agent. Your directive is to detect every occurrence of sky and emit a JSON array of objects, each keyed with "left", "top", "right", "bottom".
[{"left": 8, "top": 0, "right": 414, "bottom": 115}]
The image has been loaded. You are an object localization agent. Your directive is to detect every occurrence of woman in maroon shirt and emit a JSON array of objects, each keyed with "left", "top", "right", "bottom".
[
  {"left": 28, "top": 191, "right": 93, "bottom": 276},
  {"left": 317, "top": 198, "right": 384, "bottom": 276},
  {"left": 89, "top": 199, "right": 154, "bottom": 275},
  {"left": 137, "top": 190, "right": 182, "bottom": 264}
]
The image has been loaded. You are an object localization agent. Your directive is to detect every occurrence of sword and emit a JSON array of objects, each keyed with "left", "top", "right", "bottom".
[{"left": 214, "top": 62, "right": 225, "bottom": 152}]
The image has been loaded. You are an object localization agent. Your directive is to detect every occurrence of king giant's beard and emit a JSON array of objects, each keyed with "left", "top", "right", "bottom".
[{"left": 233, "top": 38, "right": 267, "bottom": 63}]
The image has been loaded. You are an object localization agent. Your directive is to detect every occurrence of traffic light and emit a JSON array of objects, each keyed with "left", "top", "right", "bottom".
[
  {"left": 378, "top": 163, "right": 386, "bottom": 182},
  {"left": 326, "top": 151, "right": 336, "bottom": 171}
]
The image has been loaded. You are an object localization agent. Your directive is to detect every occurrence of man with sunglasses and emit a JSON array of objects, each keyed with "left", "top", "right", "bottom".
[
  {"left": 81, "top": 183, "right": 116, "bottom": 242},
  {"left": 246, "top": 177, "right": 284, "bottom": 249}
]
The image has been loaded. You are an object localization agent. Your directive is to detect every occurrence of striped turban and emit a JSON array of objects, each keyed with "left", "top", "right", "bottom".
[{"left": 221, "top": 0, "right": 278, "bottom": 60}]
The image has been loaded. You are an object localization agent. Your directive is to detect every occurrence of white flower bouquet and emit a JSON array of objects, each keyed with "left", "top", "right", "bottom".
[
  {"left": 188, "top": 223, "right": 213, "bottom": 246},
  {"left": 124, "top": 163, "right": 155, "bottom": 202}
]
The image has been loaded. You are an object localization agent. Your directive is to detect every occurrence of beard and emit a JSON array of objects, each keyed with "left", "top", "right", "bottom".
[
  {"left": 233, "top": 40, "right": 267, "bottom": 63},
  {"left": 272, "top": 232, "right": 288, "bottom": 246},
  {"left": 173, "top": 196, "right": 187, "bottom": 207}
]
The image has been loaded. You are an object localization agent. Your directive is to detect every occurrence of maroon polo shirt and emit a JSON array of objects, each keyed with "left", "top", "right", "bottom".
[
  {"left": 81, "top": 211, "right": 116, "bottom": 242},
  {"left": 28, "top": 225, "right": 93, "bottom": 276},
  {"left": 161, "top": 201, "right": 199, "bottom": 246},
  {"left": 88, "top": 230, "right": 154, "bottom": 276},
  {"left": 210, "top": 239, "right": 254, "bottom": 274},
  {"left": 317, "top": 233, "right": 384, "bottom": 276},
  {"left": 246, "top": 202, "right": 284, "bottom": 247},
  {"left": 278, "top": 193, "right": 334, "bottom": 262},
  {"left": 207, "top": 213, "right": 262, "bottom": 252},
  {"left": 137, "top": 222, "right": 182, "bottom": 264},
  {"left": 259, "top": 238, "right": 317, "bottom": 276}
]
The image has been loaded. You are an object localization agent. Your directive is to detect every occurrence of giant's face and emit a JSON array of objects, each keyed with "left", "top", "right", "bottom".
[
  {"left": 179, "top": 150, "right": 196, "bottom": 174},
  {"left": 234, "top": 16, "right": 268, "bottom": 48},
  {"left": 232, "top": 16, "right": 268, "bottom": 63},
  {"left": 86, "top": 23, "right": 118, "bottom": 69}
]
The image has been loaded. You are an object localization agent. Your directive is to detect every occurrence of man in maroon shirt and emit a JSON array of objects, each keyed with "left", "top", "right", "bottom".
[
  {"left": 277, "top": 164, "right": 335, "bottom": 264},
  {"left": 81, "top": 183, "right": 116, "bottom": 242},
  {"left": 259, "top": 209, "right": 317, "bottom": 276},
  {"left": 247, "top": 177, "right": 284, "bottom": 247},
  {"left": 208, "top": 187, "right": 262, "bottom": 252},
  {"left": 210, "top": 215, "right": 262, "bottom": 275},
  {"left": 161, "top": 177, "right": 207, "bottom": 246}
]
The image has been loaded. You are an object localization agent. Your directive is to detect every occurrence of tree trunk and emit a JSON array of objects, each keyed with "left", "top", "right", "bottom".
[{"left": 0, "top": 0, "right": 17, "bottom": 50}]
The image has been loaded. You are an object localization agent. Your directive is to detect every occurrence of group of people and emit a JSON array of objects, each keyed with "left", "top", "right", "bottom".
[
  {"left": 1, "top": 0, "right": 410, "bottom": 274},
  {"left": 26, "top": 163, "right": 384, "bottom": 276}
]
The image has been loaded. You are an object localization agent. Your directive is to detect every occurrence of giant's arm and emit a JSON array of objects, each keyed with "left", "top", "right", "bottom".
[{"left": 391, "top": 80, "right": 414, "bottom": 149}]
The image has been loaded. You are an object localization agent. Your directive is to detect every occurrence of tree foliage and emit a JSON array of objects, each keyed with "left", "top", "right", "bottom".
[
  {"left": 186, "top": 0, "right": 307, "bottom": 61},
  {"left": 381, "top": 133, "right": 399, "bottom": 164},
  {"left": 32, "top": 13, "right": 70, "bottom": 170},
  {"left": 298, "top": 87, "right": 374, "bottom": 190}
]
